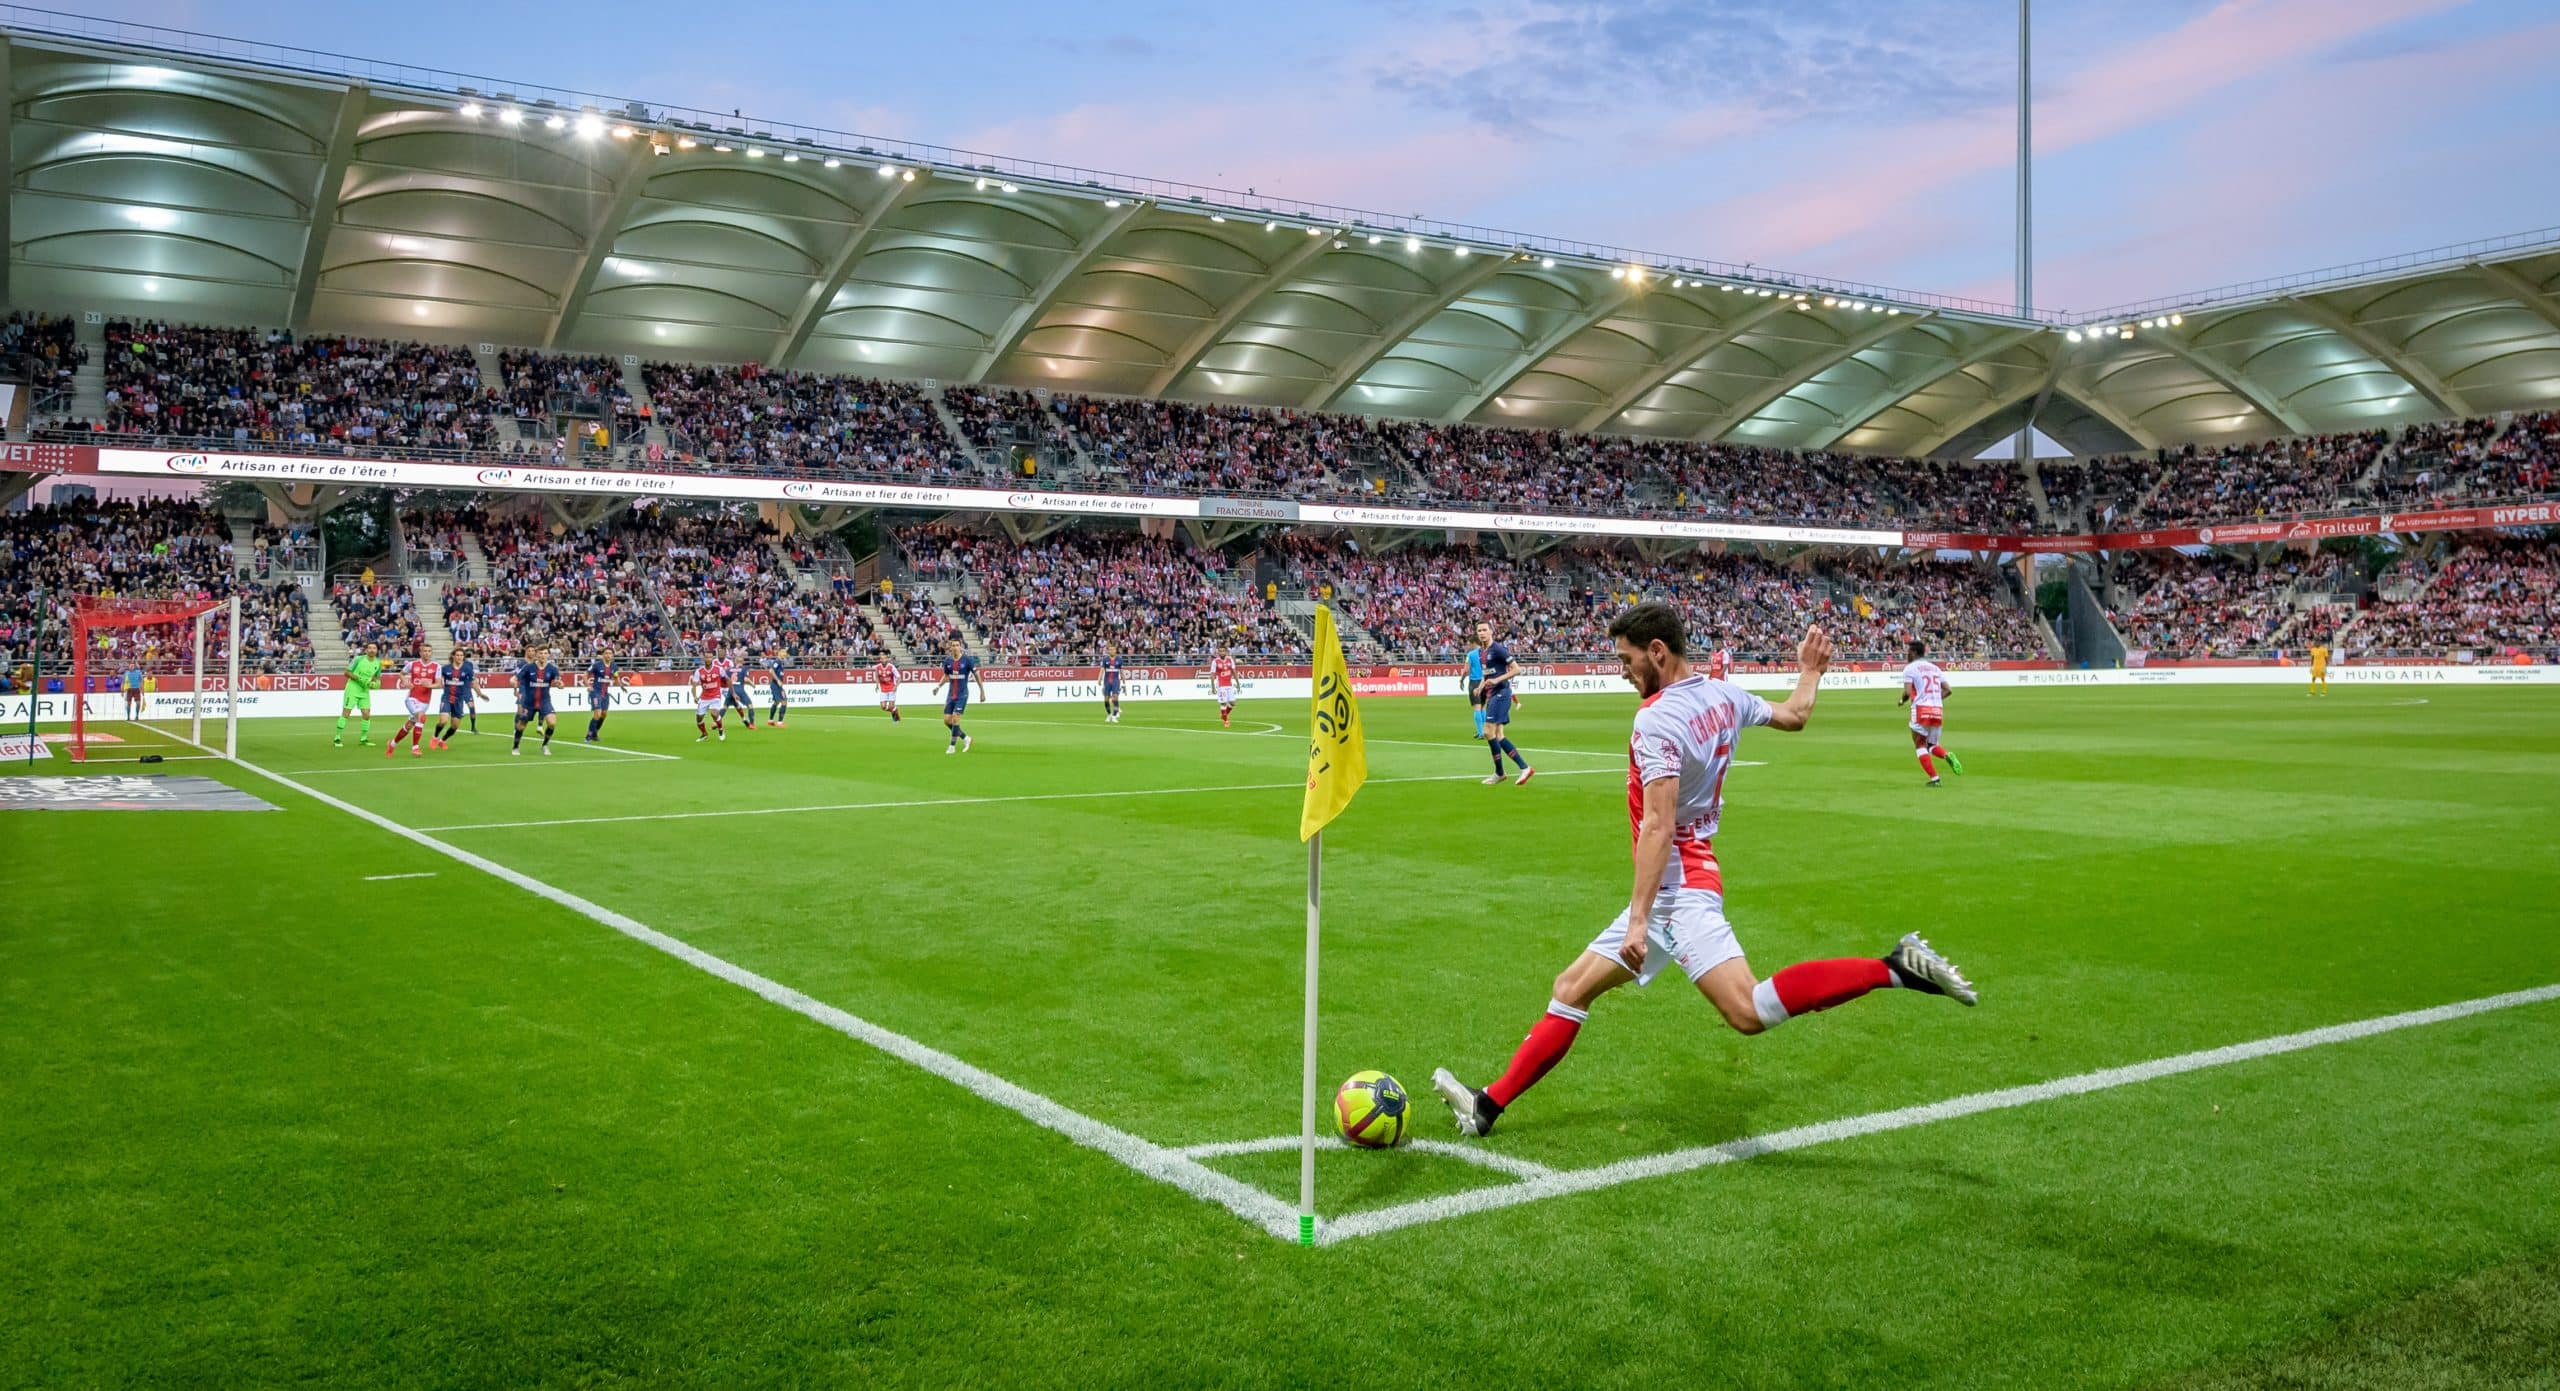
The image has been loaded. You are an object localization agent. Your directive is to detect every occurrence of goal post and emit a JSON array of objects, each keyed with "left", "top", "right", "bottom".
[{"left": 66, "top": 593, "right": 240, "bottom": 762}]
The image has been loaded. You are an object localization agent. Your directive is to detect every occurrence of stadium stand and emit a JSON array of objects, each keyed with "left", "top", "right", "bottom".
[
  {"left": 0, "top": 496, "right": 312, "bottom": 674},
  {"left": 641, "top": 362, "right": 978, "bottom": 479},
  {"left": 2340, "top": 538, "right": 2556, "bottom": 658},
  {"left": 68, "top": 321, "right": 496, "bottom": 452},
  {"left": 3, "top": 312, "right": 84, "bottom": 413},
  {"left": 906, "top": 524, "right": 1303, "bottom": 662}
]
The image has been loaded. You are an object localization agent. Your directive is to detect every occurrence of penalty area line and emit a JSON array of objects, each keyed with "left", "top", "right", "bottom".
[
  {"left": 204, "top": 746, "right": 1305, "bottom": 1242},
  {"left": 1310, "top": 981, "right": 2560, "bottom": 1245}
]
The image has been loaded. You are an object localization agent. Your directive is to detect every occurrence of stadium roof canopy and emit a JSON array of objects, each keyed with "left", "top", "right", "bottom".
[{"left": 8, "top": 10, "right": 2560, "bottom": 460}]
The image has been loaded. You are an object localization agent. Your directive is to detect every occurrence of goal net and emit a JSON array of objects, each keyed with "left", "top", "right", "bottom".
[{"left": 63, "top": 593, "right": 241, "bottom": 763}]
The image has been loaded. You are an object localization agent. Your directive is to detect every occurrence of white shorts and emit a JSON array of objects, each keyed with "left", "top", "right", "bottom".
[
  {"left": 405, "top": 696, "right": 429, "bottom": 717},
  {"left": 1584, "top": 888, "right": 1745, "bottom": 987},
  {"left": 1215, "top": 683, "right": 1237, "bottom": 705},
  {"left": 879, "top": 692, "right": 898, "bottom": 706},
  {"left": 697, "top": 697, "right": 721, "bottom": 716},
  {"left": 1909, "top": 712, "right": 1943, "bottom": 738}
]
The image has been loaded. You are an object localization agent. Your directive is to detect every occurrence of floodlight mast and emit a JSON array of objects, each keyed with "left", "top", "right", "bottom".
[{"left": 2015, "top": 0, "right": 2035, "bottom": 471}]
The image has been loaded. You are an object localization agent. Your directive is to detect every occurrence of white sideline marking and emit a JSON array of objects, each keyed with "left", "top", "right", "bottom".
[
  {"left": 206, "top": 746, "right": 1305, "bottom": 1243},
  {"left": 1311, "top": 982, "right": 2560, "bottom": 1245},
  {"left": 416, "top": 767, "right": 1618, "bottom": 832},
  {"left": 1179, "top": 1133, "right": 1556, "bottom": 1181},
  {"left": 363, "top": 872, "right": 438, "bottom": 881}
]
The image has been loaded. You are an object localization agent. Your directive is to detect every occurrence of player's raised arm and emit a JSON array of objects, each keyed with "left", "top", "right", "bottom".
[{"left": 1767, "top": 624, "right": 1833, "bottom": 732}]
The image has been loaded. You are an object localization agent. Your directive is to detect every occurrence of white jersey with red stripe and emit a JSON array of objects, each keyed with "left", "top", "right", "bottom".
[
  {"left": 1901, "top": 659, "right": 1949, "bottom": 726},
  {"left": 1627, "top": 674, "right": 1773, "bottom": 892}
]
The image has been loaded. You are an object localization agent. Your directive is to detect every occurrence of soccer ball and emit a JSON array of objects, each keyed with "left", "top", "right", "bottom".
[{"left": 1333, "top": 1070, "right": 1410, "bottom": 1149}]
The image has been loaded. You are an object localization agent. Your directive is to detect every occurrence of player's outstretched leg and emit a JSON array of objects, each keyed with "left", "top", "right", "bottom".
[
  {"left": 1933, "top": 742, "right": 1962, "bottom": 775},
  {"left": 540, "top": 717, "right": 556, "bottom": 755},
  {"left": 512, "top": 715, "right": 527, "bottom": 755},
  {"left": 1748, "top": 934, "right": 1977, "bottom": 1031},
  {"left": 695, "top": 714, "right": 709, "bottom": 742}
]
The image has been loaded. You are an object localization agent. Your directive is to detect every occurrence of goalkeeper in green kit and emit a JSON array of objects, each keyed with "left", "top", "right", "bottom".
[{"left": 335, "top": 642, "right": 385, "bottom": 747}]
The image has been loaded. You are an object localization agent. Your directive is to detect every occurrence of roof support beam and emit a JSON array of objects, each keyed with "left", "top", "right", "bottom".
[
  {"left": 1809, "top": 325, "right": 2044, "bottom": 450},
  {"left": 2469, "top": 259, "right": 2560, "bottom": 335},
  {"left": 1444, "top": 281, "right": 1636, "bottom": 423},
  {"left": 1700, "top": 312, "right": 1937, "bottom": 442},
  {"left": 1145, "top": 224, "right": 1343, "bottom": 398},
  {"left": 0, "top": 38, "right": 13, "bottom": 309},
  {"left": 2279, "top": 295, "right": 2468, "bottom": 417},
  {"left": 2149, "top": 334, "right": 2308, "bottom": 435},
  {"left": 771, "top": 173, "right": 930, "bottom": 368},
  {"left": 546, "top": 139, "right": 659, "bottom": 349},
  {"left": 287, "top": 83, "right": 367, "bottom": 332},
  {"left": 1306, "top": 253, "right": 1519, "bottom": 410},
  {"left": 1572, "top": 298, "right": 1792, "bottom": 433},
  {"left": 1910, "top": 342, "right": 2152, "bottom": 457},
  {"left": 968, "top": 200, "right": 1149, "bottom": 382}
]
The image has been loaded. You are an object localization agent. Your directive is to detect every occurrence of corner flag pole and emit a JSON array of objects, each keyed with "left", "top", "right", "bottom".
[
  {"left": 1299, "top": 829, "right": 1321, "bottom": 1247},
  {"left": 1297, "top": 604, "right": 1368, "bottom": 1249}
]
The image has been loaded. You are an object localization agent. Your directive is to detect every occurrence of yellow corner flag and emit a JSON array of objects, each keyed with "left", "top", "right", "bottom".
[{"left": 1300, "top": 605, "right": 1368, "bottom": 842}]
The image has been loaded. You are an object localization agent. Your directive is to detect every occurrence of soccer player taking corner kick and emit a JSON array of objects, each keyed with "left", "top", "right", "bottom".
[{"left": 1432, "top": 602, "right": 1977, "bottom": 1139}]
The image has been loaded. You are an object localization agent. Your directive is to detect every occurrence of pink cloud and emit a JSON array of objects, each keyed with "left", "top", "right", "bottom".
[{"left": 1684, "top": 0, "right": 2471, "bottom": 276}]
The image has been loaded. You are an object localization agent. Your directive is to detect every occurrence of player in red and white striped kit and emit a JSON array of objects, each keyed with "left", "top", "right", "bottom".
[
  {"left": 1208, "top": 648, "right": 1239, "bottom": 728},
  {"left": 872, "top": 657, "right": 903, "bottom": 722},
  {"left": 1706, "top": 644, "right": 1732, "bottom": 680},
  {"left": 690, "top": 657, "right": 728, "bottom": 742},
  {"left": 1899, "top": 638, "right": 1964, "bottom": 786},
  {"left": 1432, "top": 602, "right": 1976, "bottom": 1138},
  {"left": 386, "top": 652, "right": 442, "bottom": 757}
]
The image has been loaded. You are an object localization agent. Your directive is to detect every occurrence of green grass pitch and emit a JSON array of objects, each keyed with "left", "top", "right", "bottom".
[{"left": 7, "top": 685, "right": 2559, "bottom": 1387}]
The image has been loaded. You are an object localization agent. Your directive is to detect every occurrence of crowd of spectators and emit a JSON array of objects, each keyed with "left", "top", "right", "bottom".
[
  {"left": 0, "top": 496, "right": 310, "bottom": 674},
  {"left": 2378, "top": 410, "right": 2559, "bottom": 506},
  {"left": 4, "top": 313, "right": 85, "bottom": 409},
  {"left": 2105, "top": 553, "right": 2328, "bottom": 659},
  {"left": 943, "top": 386, "right": 1078, "bottom": 464},
  {"left": 71, "top": 321, "right": 496, "bottom": 452},
  {"left": 910, "top": 525, "right": 1303, "bottom": 661},
  {"left": 643, "top": 362, "right": 975, "bottom": 478},
  {"left": 327, "top": 575, "right": 422, "bottom": 653},
  {"left": 1066, "top": 396, "right": 1397, "bottom": 499},
  {"left": 1825, "top": 556, "right": 2050, "bottom": 659},
  {"left": 497, "top": 351, "right": 636, "bottom": 441},
  {"left": 1274, "top": 533, "right": 1579, "bottom": 660},
  {"left": 640, "top": 512, "right": 881, "bottom": 665},
  {"left": 2341, "top": 539, "right": 2556, "bottom": 658},
  {"left": 444, "top": 512, "right": 676, "bottom": 664}
]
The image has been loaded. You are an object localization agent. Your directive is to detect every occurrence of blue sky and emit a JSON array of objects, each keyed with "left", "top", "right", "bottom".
[{"left": 92, "top": 0, "right": 2560, "bottom": 313}]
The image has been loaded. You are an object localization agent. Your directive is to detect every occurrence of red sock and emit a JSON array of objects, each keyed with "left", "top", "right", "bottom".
[
  {"left": 1485, "top": 1003, "right": 1586, "bottom": 1107},
  {"left": 1930, "top": 744, "right": 1951, "bottom": 760},
  {"left": 1771, "top": 958, "right": 1892, "bottom": 1017},
  {"left": 1917, "top": 751, "right": 1937, "bottom": 778}
]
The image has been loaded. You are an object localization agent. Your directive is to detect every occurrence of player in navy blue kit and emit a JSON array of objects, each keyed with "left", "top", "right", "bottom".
[
  {"left": 511, "top": 644, "right": 561, "bottom": 756},
  {"left": 721, "top": 651, "right": 759, "bottom": 731},
  {"left": 762, "top": 654, "right": 791, "bottom": 728},
  {"left": 1476, "top": 619, "right": 1535, "bottom": 785},
  {"left": 583, "top": 652, "right": 635, "bottom": 744},
  {"left": 935, "top": 636, "right": 986, "bottom": 754},
  {"left": 1101, "top": 645, "right": 1124, "bottom": 724},
  {"left": 432, "top": 646, "right": 479, "bottom": 747}
]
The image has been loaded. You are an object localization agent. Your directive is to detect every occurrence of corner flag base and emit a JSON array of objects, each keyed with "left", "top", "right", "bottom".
[{"left": 1299, "top": 1214, "right": 1314, "bottom": 1247}]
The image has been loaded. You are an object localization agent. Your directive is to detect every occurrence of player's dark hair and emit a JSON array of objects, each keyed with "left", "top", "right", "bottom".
[
  {"left": 1607, "top": 601, "right": 1686, "bottom": 657},
  {"left": 1908, "top": 638, "right": 1927, "bottom": 658}
]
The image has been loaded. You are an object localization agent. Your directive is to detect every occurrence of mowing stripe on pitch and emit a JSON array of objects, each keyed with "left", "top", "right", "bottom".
[
  {"left": 1306, "top": 981, "right": 2560, "bottom": 1245},
  {"left": 450, "top": 729, "right": 681, "bottom": 760},
  {"left": 417, "top": 767, "right": 1617, "bottom": 832},
  {"left": 201, "top": 743, "right": 1304, "bottom": 1243}
]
